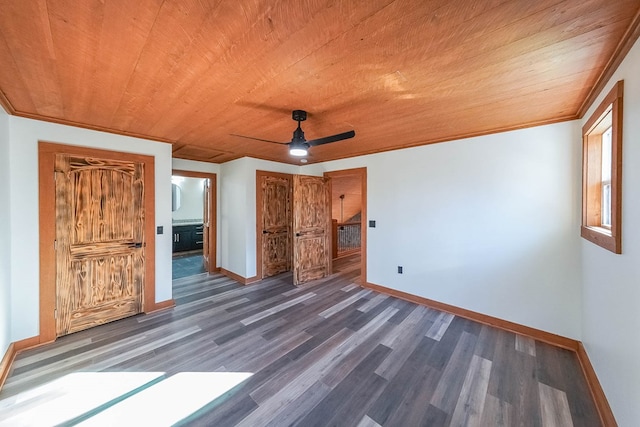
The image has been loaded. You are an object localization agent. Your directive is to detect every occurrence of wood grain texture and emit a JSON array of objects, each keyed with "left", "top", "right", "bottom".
[
  {"left": 580, "top": 80, "right": 624, "bottom": 254},
  {"left": 325, "top": 167, "right": 367, "bottom": 286},
  {"left": 450, "top": 354, "right": 492, "bottom": 427},
  {"left": 203, "top": 178, "right": 211, "bottom": 271},
  {"left": 293, "top": 175, "right": 331, "bottom": 285},
  {"left": 1, "top": 255, "right": 603, "bottom": 426},
  {"left": 329, "top": 174, "right": 362, "bottom": 222},
  {"left": 256, "top": 171, "right": 293, "bottom": 280},
  {"left": 55, "top": 154, "right": 145, "bottom": 336},
  {"left": 516, "top": 334, "right": 538, "bottom": 357},
  {"left": 577, "top": 343, "right": 618, "bottom": 427},
  {"left": 578, "top": 9, "right": 640, "bottom": 116},
  {"left": 219, "top": 268, "right": 260, "bottom": 285},
  {"left": 2, "top": 1, "right": 639, "bottom": 165},
  {"left": 39, "top": 142, "right": 156, "bottom": 342},
  {"left": 260, "top": 173, "right": 292, "bottom": 278},
  {"left": 364, "top": 280, "right": 580, "bottom": 351},
  {"left": 539, "top": 382, "right": 574, "bottom": 427},
  {"left": 0, "top": 344, "right": 16, "bottom": 392},
  {"left": 146, "top": 299, "right": 176, "bottom": 313}
]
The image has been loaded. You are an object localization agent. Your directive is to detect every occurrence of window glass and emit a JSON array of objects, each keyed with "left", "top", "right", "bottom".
[{"left": 601, "top": 126, "right": 612, "bottom": 227}]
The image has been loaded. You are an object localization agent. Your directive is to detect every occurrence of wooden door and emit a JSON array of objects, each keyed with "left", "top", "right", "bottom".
[
  {"left": 203, "top": 178, "right": 211, "bottom": 272},
  {"left": 261, "top": 174, "right": 292, "bottom": 278},
  {"left": 55, "top": 154, "right": 145, "bottom": 336},
  {"left": 293, "top": 175, "right": 331, "bottom": 285}
]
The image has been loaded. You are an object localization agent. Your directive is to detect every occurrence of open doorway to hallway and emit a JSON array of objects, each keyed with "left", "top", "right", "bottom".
[{"left": 324, "top": 168, "right": 367, "bottom": 285}]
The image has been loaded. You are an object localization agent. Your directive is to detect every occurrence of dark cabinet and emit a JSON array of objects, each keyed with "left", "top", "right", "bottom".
[
  {"left": 194, "top": 225, "right": 204, "bottom": 248},
  {"left": 172, "top": 224, "right": 204, "bottom": 252}
]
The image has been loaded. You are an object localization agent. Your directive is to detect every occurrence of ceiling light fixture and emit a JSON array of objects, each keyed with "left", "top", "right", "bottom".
[
  {"left": 232, "top": 110, "right": 354, "bottom": 158},
  {"left": 289, "top": 140, "right": 309, "bottom": 156}
]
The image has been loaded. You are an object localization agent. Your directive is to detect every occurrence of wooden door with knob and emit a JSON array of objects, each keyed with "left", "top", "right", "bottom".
[
  {"left": 260, "top": 172, "right": 292, "bottom": 278},
  {"left": 293, "top": 175, "right": 331, "bottom": 285},
  {"left": 55, "top": 154, "right": 145, "bottom": 336}
]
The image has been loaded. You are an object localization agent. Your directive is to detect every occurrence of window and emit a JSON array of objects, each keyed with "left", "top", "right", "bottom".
[
  {"left": 581, "top": 80, "right": 623, "bottom": 253},
  {"left": 600, "top": 126, "right": 612, "bottom": 228}
]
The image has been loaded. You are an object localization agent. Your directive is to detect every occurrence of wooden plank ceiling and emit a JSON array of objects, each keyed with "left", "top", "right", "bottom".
[{"left": 1, "top": 0, "right": 639, "bottom": 165}]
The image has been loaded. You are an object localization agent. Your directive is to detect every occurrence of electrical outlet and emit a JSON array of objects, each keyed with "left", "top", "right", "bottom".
[{"left": 397, "top": 266, "right": 403, "bottom": 274}]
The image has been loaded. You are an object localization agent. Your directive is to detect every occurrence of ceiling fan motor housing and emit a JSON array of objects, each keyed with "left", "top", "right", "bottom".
[{"left": 292, "top": 109, "right": 307, "bottom": 122}]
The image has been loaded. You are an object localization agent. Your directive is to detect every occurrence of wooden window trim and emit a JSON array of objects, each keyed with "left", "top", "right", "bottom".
[{"left": 581, "top": 80, "right": 623, "bottom": 254}]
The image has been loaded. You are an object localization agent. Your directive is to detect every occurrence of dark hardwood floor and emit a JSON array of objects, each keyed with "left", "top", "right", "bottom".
[{"left": 0, "top": 253, "right": 600, "bottom": 426}]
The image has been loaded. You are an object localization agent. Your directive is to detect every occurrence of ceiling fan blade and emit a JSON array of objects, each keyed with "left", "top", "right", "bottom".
[
  {"left": 307, "top": 130, "right": 355, "bottom": 146},
  {"left": 230, "top": 134, "right": 288, "bottom": 145}
]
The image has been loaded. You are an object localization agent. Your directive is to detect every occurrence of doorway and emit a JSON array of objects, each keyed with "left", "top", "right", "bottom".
[
  {"left": 324, "top": 168, "right": 367, "bottom": 284},
  {"left": 256, "top": 168, "right": 367, "bottom": 283},
  {"left": 38, "top": 142, "right": 156, "bottom": 342},
  {"left": 171, "top": 170, "right": 217, "bottom": 280},
  {"left": 256, "top": 171, "right": 292, "bottom": 279},
  {"left": 256, "top": 171, "right": 332, "bottom": 285}
]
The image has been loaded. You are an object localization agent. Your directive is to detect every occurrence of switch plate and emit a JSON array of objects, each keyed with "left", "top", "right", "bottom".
[
  {"left": 369, "top": 220, "right": 376, "bottom": 228},
  {"left": 157, "top": 226, "right": 163, "bottom": 234},
  {"left": 397, "top": 266, "right": 403, "bottom": 274}
]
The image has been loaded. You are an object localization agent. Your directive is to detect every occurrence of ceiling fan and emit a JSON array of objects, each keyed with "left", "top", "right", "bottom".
[{"left": 231, "top": 110, "right": 355, "bottom": 157}]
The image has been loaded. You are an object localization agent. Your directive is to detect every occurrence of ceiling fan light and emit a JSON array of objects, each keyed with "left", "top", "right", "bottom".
[
  {"left": 289, "top": 140, "right": 308, "bottom": 156},
  {"left": 289, "top": 146, "right": 308, "bottom": 156}
]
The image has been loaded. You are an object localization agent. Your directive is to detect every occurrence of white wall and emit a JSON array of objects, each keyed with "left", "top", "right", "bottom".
[
  {"left": 220, "top": 157, "right": 300, "bottom": 278},
  {"left": 9, "top": 116, "right": 174, "bottom": 341},
  {"left": 0, "top": 106, "right": 11, "bottom": 356},
  {"left": 172, "top": 177, "right": 205, "bottom": 222},
  {"left": 581, "top": 37, "right": 640, "bottom": 427},
  {"left": 304, "top": 120, "right": 583, "bottom": 339}
]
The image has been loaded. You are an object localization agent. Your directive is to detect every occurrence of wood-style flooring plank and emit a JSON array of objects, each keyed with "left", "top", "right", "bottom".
[
  {"left": 318, "top": 288, "right": 371, "bottom": 318},
  {"left": 480, "top": 394, "right": 514, "bottom": 427},
  {"left": 367, "top": 335, "right": 439, "bottom": 425},
  {"left": 449, "top": 354, "right": 492, "bottom": 426},
  {"left": 430, "top": 331, "right": 479, "bottom": 415},
  {"left": 375, "top": 304, "right": 433, "bottom": 380},
  {"left": 426, "top": 311, "right": 456, "bottom": 341},
  {"left": 263, "top": 380, "right": 331, "bottom": 427},
  {"left": 516, "top": 334, "right": 537, "bottom": 356},
  {"left": 237, "top": 307, "right": 399, "bottom": 426},
  {"left": 356, "top": 414, "right": 383, "bottom": 427},
  {"left": 539, "top": 382, "right": 574, "bottom": 427},
  {"left": 293, "top": 345, "right": 390, "bottom": 427},
  {"left": 248, "top": 328, "right": 354, "bottom": 405}
]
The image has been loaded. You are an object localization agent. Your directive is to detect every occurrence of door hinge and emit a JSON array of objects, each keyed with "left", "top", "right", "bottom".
[
  {"left": 54, "top": 309, "right": 57, "bottom": 319},
  {"left": 54, "top": 240, "right": 57, "bottom": 250}
]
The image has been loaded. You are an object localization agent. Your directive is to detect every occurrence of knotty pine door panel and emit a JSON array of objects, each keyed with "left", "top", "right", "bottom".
[
  {"left": 261, "top": 174, "right": 292, "bottom": 278},
  {"left": 293, "top": 175, "right": 330, "bottom": 285},
  {"left": 55, "top": 154, "right": 145, "bottom": 336}
]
